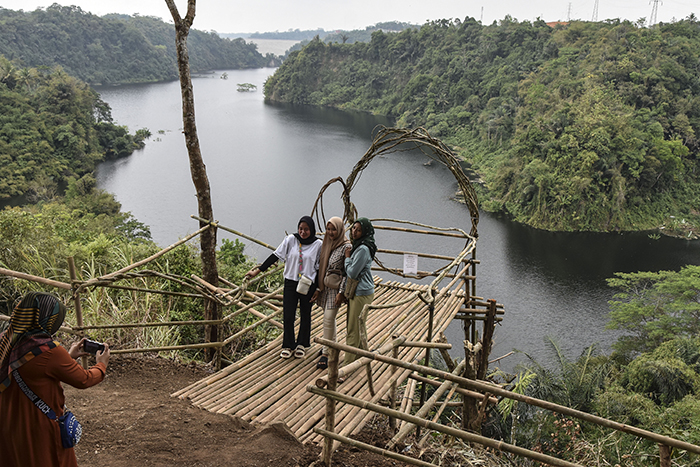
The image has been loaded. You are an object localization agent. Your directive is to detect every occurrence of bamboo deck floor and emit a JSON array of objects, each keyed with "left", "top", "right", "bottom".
[{"left": 173, "top": 278, "right": 466, "bottom": 445}]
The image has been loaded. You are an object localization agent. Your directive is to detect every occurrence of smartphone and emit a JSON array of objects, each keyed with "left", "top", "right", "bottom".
[{"left": 83, "top": 339, "right": 105, "bottom": 355}]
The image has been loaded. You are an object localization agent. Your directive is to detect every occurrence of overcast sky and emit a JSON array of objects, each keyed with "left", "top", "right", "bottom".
[{"left": 1, "top": 0, "right": 697, "bottom": 33}]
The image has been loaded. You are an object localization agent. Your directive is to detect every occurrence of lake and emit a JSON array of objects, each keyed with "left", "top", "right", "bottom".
[{"left": 94, "top": 68, "right": 700, "bottom": 372}]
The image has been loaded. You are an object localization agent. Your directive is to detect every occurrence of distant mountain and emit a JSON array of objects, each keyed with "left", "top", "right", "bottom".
[
  {"left": 249, "top": 29, "right": 327, "bottom": 41},
  {"left": 0, "top": 5, "right": 276, "bottom": 85}
]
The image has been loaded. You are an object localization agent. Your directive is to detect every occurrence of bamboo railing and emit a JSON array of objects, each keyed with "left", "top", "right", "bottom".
[{"left": 311, "top": 338, "right": 700, "bottom": 467}]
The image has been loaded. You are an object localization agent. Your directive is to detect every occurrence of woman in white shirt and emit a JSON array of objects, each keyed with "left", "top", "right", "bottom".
[{"left": 246, "top": 216, "right": 322, "bottom": 359}]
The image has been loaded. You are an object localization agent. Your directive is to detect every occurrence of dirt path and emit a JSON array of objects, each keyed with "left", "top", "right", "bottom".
[{"left": 65, "top": 355, "right": 410, "bottom": 467}]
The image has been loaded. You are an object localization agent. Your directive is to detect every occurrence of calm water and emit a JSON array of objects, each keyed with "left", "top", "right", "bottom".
[{"left": 94, "top": 68, "right": 700, "bottom": 372}]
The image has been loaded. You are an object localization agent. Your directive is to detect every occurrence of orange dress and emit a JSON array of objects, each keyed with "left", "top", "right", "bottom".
[{"left": 0, "top": 345, "right": 106, "bottom": 467}]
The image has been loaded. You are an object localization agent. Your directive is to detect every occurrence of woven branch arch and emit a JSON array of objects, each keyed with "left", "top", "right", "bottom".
[{"left": 312, "top": 126, "right": 479, "bottom": 239}]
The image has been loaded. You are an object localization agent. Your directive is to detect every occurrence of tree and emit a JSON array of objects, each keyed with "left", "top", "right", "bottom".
[
  {"left": 165, "top": 0, "right": 219, "bottom": 362},
  {"left": 606, "top": 265, "right": 700, "bottom": 357}
]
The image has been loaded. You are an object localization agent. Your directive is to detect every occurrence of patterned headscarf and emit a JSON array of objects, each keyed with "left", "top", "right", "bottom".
[
  {"left": 317, "top": 217, "right": 350, "bottom": 292},
  {"left": 351, "top": 217, "right": 377, "bottom": 258},
  {"left": 0, "top": 292, "right": 67, "bottom": 392}
]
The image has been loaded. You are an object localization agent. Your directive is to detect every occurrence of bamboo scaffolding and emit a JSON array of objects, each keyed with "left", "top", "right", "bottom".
[
  {"left": 316, "top": 338, "right": 700, "bottom": 456},
  {"left": 417, "top": 383, "right": 458, "bottom": 448},
  {"left": 172, "top": 275, "right": 466, "bottom": 449},
  {"left": 398, "top": 379, "right": 417, "bottom": 433},
  {"left": 409, "top": 373, "right": 498, "bottom": 404},
  {"left": 308, "top": 385, "right": 584, "bottom": 467},
  {"left": 221, "top": 287, "right": 284, "bottom": 326},
  {"left": 187, "top": 347, "right": 280, "bottom": 404},
  {"left": 388, "top": 359, "right": 467, "bottom": 449},
  {"left": 172, "top": 338, "right": 282, "bottom": 398}
]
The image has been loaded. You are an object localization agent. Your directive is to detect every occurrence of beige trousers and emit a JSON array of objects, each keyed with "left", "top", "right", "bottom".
[{"left": 344, "top": 293, "right": 374, "bottom": 364}]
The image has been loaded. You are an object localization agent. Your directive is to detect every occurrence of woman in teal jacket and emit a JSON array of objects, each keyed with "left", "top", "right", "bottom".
[{"left": 343, "top": 217, "right": 376, "bottom": 364}]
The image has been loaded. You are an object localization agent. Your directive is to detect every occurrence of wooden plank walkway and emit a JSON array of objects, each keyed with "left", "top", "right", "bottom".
[{"left": 173, "top": 278, "right": 466, "bottom": 445}]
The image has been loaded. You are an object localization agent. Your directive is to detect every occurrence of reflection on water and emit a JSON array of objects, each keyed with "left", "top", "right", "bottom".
[{"left": 95, "top": 69, "right": 700, "bottom": 373}]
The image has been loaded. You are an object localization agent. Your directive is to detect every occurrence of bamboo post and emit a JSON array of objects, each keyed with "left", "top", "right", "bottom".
[
  {"left": 660, "top": 444, "right": 671, "bottom": 467},
  {"left": 437, "top": 332, "right": 455, "bottom": 372},
  {"left": 470, "top": 251, "right": 477, "bottom": 343},
  {"left": 477, "top": 299, "right": 496, "bottom": 381},
  {"left": 322, "top": 347, "right": 340, "bottom": 466},
  {"left": 398, "top": 379, "right": 417, "bottom": 433},
  {"left": 417, "top": 384, "right": 459, "bottom": 448},
  {"left": 389, "top": 343, "right": 399, "bottom": 431},
  {"left": 462, "top": 255, "right": 473, "bottom": 429},
  {"left": 365, "top": 363, "right": 375, "bottom": 397},
  {"left": 0, "top": 267, "right": 72, "bottom": 289},
  {"left": 463, "top": 340, "right": 482, "bottom": 431},
  {"left": 67, "top": 257, "right": 87, "bottom": 369},
  {"left": 416, "top": 300, "right": 435, "bottom": 439}
]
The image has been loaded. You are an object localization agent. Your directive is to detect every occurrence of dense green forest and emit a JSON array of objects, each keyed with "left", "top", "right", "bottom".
[
  {"left": 0, "top": 4, "right": 276, "bottom": 85},
  {"left": 0, "top": 55, "right": 150, "bottom": 200},
  {"left": 265, "top": 17, "right": 700, "bottom": 234}
]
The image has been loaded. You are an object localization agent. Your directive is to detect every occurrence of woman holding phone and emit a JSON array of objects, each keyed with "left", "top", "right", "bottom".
[{"left": 0, "top": 292, "right": 110, "bottom": 467}]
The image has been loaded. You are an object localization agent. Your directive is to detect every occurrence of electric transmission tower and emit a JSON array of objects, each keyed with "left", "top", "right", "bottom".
[
  {"left": 592, "top": 0, "right": 599, "bottom": 21},
  {"left": 649, "top": 0, "right": 662, "bottom": 26}
]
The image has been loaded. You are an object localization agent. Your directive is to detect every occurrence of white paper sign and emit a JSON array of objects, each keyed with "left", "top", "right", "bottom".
[{"left": 403, "top": 254, "right": 418, "bottom": 275}]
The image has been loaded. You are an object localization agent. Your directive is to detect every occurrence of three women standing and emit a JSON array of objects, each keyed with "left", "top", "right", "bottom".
[
  {"left": 343, "top": 217, "right": 376, "bottom": 364},
  {"left": 246, "top": 216, "right": 322, "bottom": 359}
]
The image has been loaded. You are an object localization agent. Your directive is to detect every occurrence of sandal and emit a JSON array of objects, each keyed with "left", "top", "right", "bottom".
[
  {"left": 316, "top": 355, "right": 328, "bottom": 370},
  {"left": 280, "top": 348, "right": 292, "bottom": 359},
  {"left": 294, "top": 345, "right": 306, "bottom": 359}
]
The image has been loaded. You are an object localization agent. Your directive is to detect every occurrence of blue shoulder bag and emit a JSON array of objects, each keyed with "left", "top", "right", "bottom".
[{"left": 12, "top": 369, "right": 82, "bottom": 448}]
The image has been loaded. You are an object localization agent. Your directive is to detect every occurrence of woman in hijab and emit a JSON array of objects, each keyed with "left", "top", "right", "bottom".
[
  {"left": 343, "top": 217, "right": 377, "bottom": 365},
  {"left": 314, "top": 217, "right": 351, "bottom": 370},
  {"left": 0, "top": 291, "right": 110, "bottom": 467},
  {"left": 246, "top": 216, "right": 322, "bottom": 359}
]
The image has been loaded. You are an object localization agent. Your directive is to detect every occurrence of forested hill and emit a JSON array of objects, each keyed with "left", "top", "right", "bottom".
[
  {"left": 0, "top": 55, "right": 148, "bottom": 201},
  {"left": 0, "top": 5, "right": 274, "bottom": 85},
  {"left": 264, "top": 17, "right": 700, "bottom": 233}
]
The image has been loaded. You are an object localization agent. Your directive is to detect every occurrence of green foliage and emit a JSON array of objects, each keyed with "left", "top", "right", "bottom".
[
  {"left": 0, "top": 6, "right": 269, "bottom": 85},
  {"left": 217, "top": 239, "right": 255, "bottom": 282},
  {"left": 622, "top": 353, "right": 697, "bottom": 405},
  {"left": 500, "top": 337, "right": 612, "bottom": 459},
  {"left": 265, "top": 16, "right": 700, "bottom": 232},
  {"left": 0, "top": 61, "right": 147, "bottom": 200},
  {"left": 519, "top": 337, "right": 612, "bottom": 412},
  {"left": 606, "top": 265, "right": 700, "bottom": 356}
]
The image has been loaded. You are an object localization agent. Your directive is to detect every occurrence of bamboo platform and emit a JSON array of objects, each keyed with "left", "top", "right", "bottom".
[{"left": 173, "top": 277, "right": 466, "bottom": 445}]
